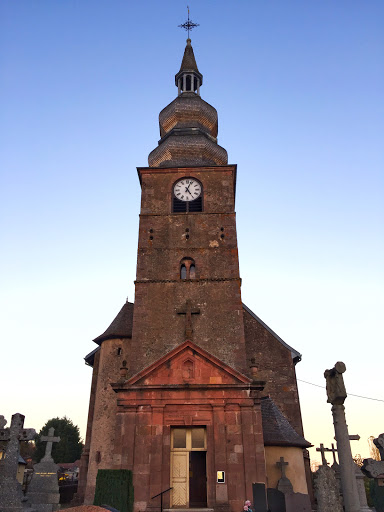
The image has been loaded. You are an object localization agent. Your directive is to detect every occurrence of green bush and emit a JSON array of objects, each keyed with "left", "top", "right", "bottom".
[
  {"left": 365, "top": 477, "right": 374, "bottom": 507},
  {"left": 93, "top": 469, "right": 134, "bottom": 512}
]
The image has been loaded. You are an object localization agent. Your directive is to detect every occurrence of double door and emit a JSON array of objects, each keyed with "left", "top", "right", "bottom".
[{"left": 170, "top": 427, "right": 207, "bottom": 508}]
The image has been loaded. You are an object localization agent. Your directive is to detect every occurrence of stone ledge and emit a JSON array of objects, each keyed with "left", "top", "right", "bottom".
[
  {"left": 63, "top": 507, "right": 108, "bottom": 512},
  {"left": 135, "top": 278, "right": 241, "bottom": 284}
]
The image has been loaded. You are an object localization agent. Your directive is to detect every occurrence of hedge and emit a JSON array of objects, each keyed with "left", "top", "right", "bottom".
[{"left": 93, "top": 469, "right": 134, "bottom": 512}]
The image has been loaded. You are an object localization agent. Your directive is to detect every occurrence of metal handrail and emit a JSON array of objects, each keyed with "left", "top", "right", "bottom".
[{"left": 151, "top": 486, "right": 173, "bottom": 512}]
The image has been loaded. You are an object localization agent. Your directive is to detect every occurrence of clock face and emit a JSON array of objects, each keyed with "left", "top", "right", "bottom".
[{"left": 173, "top": 178, "right": 202, "bottom": 202}]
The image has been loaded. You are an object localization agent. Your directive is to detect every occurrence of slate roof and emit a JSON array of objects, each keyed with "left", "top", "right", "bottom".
[
  {"left": 179, "top": 39, "right": 199, "bottom": 72},
  {"left": 261, "top": 396, "right": 311, "bottom": 448},
  {"left": 242, "top": 303, "right": 302, "bottom": 363},
  {"left": 92, "top": 301, "right": 134, "bottom": 345},
  {"left": 84, "top": 346, "right": 99, "bottom": 367}
]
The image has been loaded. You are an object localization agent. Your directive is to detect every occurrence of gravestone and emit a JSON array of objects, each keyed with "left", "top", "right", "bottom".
[
  {"left": 267, "top": 488, "right": 286, "bottom": 512},
  {"left": 284, "top": 492, "right": 312, "bottom": 512},
  {"left": 27, "top": 427, "right": 61, "bottom": 511},
  {"left": 276, "top": 457, "right": 293, "bottom": 495},
  {"left": 314, "top": 464, "right": 343, "bottom": 512},
  {"left": 0, "top": 413, "right": 36, "bottom": 512},
  {"left": 273, "top": 456, "right": 311, "bottom": 512},
  {"left": 362, "top": 433, "right": 384, "bottom": 512},
  {"left": 353, "top": 463, "right": 372, "bottom": 511},
  {"left": 252, "top": 482, "right": 267, "bottom": 512},
  {"left": 374, "top": 433, "right": 384, "bottom": 460}
]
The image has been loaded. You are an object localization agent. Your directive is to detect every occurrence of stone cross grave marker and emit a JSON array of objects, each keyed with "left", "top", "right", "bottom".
[
  {"left": 40, "top": 427, "right": 60, "bottom": 462},
  {"left": 325, "top": 443, "right": 338, "bottom": 466},
  {"left": 277, "top": 457, "right": 289, "bottom": 478},
  {"left": 0, "top": 413, "right": 36, "bottom": 511},
  {"left": 27, "top": 427, "right": 61, "bottom": 512},
  {"left": 316, "top": 444, "right": 329, "bottom": 466},
  {"left": 276, "top": 456, "right": 293, "bottom": 495},
  {"left": 176, "top": 299, "right": 200, "bottom": 340},
  {"left": 317, "top": 443, "right": 339, "bottom": 466}
]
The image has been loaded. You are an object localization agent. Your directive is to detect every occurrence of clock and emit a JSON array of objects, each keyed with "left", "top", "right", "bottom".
[{"left": 173, "top": 178, "right": 202, "bottom": 202}]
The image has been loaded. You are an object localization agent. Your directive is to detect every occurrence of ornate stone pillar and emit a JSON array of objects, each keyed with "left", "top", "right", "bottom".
[{"left": 324, "top": 362, "right": 360, "bottom": 512}]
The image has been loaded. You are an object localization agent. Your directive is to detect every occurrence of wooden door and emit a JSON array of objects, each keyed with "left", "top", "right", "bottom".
[
  {"left": 170, "top": 427, "right": 207, "bottom": 508},
  {"left": 171, "top": 451, "right": 189, "bottom": 507}
]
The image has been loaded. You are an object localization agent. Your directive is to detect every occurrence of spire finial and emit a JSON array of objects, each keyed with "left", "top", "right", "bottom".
[{"left": 178, "top": 6, "right": 199, "bottom": 39}]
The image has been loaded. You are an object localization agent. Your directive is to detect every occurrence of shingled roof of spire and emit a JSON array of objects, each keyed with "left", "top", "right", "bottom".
[
  {"left": 261, "top": 397, "right": 312, "bottom": 448},
  {"left": 179, "top": 39, "right": 199, "bottom": 72},
  {"left": 93, "top": 301, "right": 134, "bottom": 345}
]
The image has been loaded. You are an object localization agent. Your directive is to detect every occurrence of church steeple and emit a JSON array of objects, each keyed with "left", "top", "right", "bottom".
[
  {"left": 148, "top": 39, "right": 227, "bottom": 168},
  {"left": 175, "top": 39, "right": 203, "bottom": 95}
]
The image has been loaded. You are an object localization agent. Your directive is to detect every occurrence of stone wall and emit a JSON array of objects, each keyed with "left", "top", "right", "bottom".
[
  {"left": 130, "top": 165, "right": 247, "bottom": 376},
  {"left": 84, "top": 337, "right": 131, "bottom": 504},
  {"left": 243, "top": 309, "right": 304, "bottom": 436},
  {"left": 264, "top": 446, "right": 308, "bottom": 494}
]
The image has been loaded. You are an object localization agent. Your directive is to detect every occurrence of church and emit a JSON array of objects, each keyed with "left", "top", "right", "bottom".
[{"left": 76, "top": 36, "right": 313, "bottom": 511}]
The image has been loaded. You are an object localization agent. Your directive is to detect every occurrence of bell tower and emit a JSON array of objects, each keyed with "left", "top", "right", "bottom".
[
  {"left": 79, "top": 28, "right": 313, "bottom": 512},
  {"left": 129, "top": 38, "right": 247, "bottom": 376}
]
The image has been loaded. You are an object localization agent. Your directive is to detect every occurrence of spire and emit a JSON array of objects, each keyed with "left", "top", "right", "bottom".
[
  {"left": 179, "top": 39, "right": 199, "bottom": 72},
  {"left": 148, "top": 36, "right": 228, "bottom": 168},
  {"left": 175, "top": 39, "right": 203, "bottom": 95}
]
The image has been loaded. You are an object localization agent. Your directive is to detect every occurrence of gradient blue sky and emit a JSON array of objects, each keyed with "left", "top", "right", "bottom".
[{"left": 1, "top": 1, "right": 383, "bottom": 463}]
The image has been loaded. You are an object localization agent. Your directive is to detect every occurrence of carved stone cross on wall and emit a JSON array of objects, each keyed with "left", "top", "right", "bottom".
[
  {"left": 176, "top": 299, "right": 200, "bottom": 339},
  {"left": 276, "top": 457, "right": 289, "bottom": 478},
  {"left": 41, "top": 427, "right": 61, "bottom": 462}
]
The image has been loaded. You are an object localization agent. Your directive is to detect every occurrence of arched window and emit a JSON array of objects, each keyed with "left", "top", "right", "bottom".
[
  {"left": 180, "top": 258, "right": 196, "bottom": 279},
  {"left": 186, "top": 75, "right": 192, "bottom": 91}
]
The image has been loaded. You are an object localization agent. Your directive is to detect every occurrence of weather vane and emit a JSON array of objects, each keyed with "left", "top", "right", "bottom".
[{"left": 178, "top": 6, "right": 199, "bottom": 38}]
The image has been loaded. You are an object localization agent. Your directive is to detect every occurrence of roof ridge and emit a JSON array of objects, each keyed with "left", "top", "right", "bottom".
[{"left": 242, "top": 303, "right": 301, "bottom": 362}]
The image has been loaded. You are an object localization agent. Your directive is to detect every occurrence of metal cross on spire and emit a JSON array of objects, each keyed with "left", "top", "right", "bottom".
[{"left": 178, "top": 6, "right": 199, "bottom": 38}]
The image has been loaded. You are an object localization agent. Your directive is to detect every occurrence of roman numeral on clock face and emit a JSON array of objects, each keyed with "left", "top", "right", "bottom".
[{"left": 173, "top": 178, "right": 202, "bottom": 202}]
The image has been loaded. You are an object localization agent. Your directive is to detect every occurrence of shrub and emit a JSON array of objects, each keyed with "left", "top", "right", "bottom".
[{"left": 93, "top": 469, "right": 134, "bottom": 512}]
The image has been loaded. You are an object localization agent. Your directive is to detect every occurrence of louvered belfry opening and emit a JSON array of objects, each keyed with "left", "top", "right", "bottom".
[{"left": 173, "top": 195, "right": 203, "bottom": 213}]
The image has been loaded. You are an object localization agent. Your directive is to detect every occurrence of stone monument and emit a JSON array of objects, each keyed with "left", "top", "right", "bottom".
[
  {"left": 272, "top": 457, "right": 311, "bottom": 512},
  {"left": 26, "top": 427, "right": 61, "bottom": 512},
  {"left": 314, "top": 464, "right": 344, "bottom": 512},
  {"left": 0, "top": 413, "right": 36, "bottom": 512},
  {"left": 353, "top": 462, "right": 372, "bottom": 511},
  {"left": 362, "top": 433, "right": 384, "bottom": 512},
  {"left": 276, "top": 457, "right": 293, "bottom": 495},
  {"left": 324, "top": 361, "right": 360, "bottom": 512}
]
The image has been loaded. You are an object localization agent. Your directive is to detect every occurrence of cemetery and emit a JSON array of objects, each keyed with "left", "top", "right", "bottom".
[
  {"left": 1, "top": 5, "right": 382, "bottom": 512},
  {"left": 1, "top": 362, "right": 383, "bottom": 511}
]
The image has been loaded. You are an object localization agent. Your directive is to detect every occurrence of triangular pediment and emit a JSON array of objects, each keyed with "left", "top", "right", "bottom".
[{"left": 127, "top": 340, "right": 251, "bottom": 386}]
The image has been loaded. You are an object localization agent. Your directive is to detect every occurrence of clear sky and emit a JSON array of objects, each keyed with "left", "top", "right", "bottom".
[{"left": 1, "top": 0, "right": 383, "bottom": 465}]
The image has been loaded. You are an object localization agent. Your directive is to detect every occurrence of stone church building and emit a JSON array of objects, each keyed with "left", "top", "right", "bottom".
[{"left": 76, "top": 38, "right": 312, "bottom": 511}]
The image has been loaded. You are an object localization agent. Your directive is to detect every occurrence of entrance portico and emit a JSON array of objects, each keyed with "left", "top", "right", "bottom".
[{"left": 111, "top": 341, "right": 266, "bottom": 512}]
